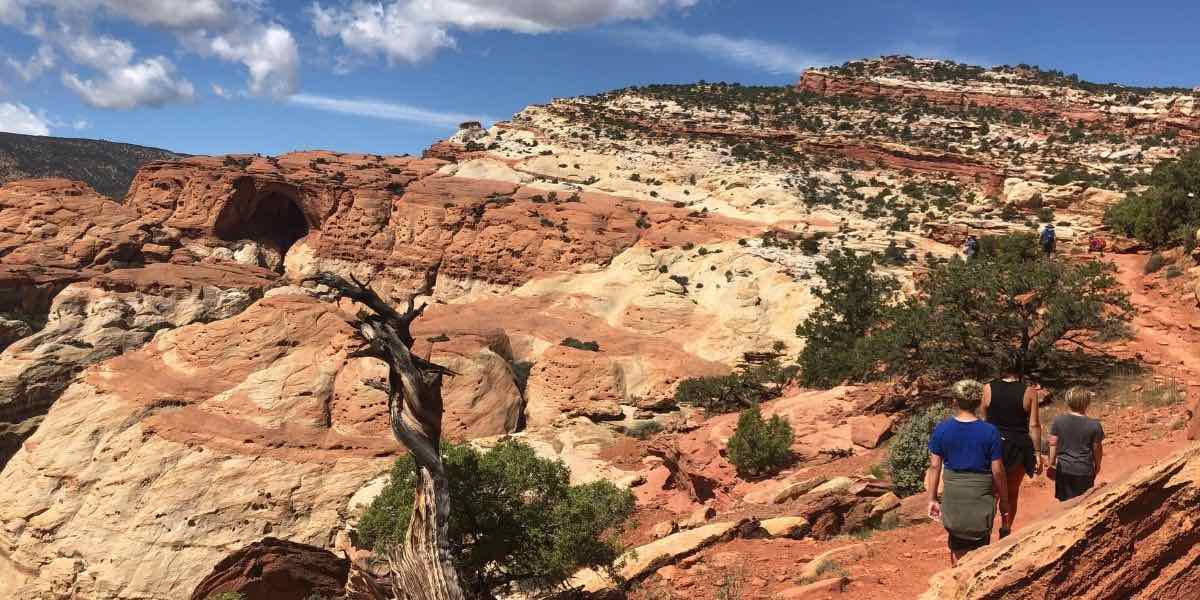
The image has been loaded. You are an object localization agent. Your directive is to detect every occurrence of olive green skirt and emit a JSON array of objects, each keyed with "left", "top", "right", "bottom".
[{"left": 941, "top": 469, "right": 996, "bottom": 543}]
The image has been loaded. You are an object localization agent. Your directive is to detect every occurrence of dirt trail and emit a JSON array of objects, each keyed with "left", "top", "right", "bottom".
[
  {"left": 1107, "top": 253, "right": 1200, "bottom": 381},
  {"left": 629, "top": 252, "right": 1200, "bottom": 600}
]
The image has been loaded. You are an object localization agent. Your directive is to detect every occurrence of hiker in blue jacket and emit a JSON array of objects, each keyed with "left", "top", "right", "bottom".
[{"left": 1040, "top": 223, "right": 1056, "bottom": 257}]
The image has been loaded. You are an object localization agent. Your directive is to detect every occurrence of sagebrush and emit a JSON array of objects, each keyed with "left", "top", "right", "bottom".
[
  {"left": 727, "top": 405, "right": 794, "bottom": 478},
  {"left": 887, "top": 404, "right": 951, "bottom": 497}
]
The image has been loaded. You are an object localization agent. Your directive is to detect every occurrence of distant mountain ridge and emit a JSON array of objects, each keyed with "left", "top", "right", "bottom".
[{"left": 0, "top": 132, "right": 181, "bottom": 198}]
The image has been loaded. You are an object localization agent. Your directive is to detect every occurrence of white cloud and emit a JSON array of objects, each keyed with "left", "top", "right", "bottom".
[
  {"left": 204, "top": 23, "right": 300, "bottom": 98},
  {"left": 310, "top": 0, "right": 699, "bottom": 65},
  {"left": 64, "top": 33, "right": 135, "bottom": 70},
  {"left": 620, "top": 27, "right": 831, "bottom": 76},
  {"left": 211, "top": 82, "right": 232, "bottom": 99},
  {"left": 38, "top": 0, "right": 237, "bottom": 30},
  {"left": 288, "top": 93, "right": 491, "bottom": 128},
  {"left": 0, "top": 0, "right": 25, "bottom": 26},
  {"left": 6, "top": 44, "right": 55, "bottom": 81},
  {"left": 63, "top": 56, "right": 195, "bottom": 109},
  {"left": 72, "top": 118, "right": 89, "bottom": 130},
  {"left": 15, "top": 0, "right": 300, "bottom": 99},
  {"left": 0, "top": 102, "right": 51, "bottom": 135}
]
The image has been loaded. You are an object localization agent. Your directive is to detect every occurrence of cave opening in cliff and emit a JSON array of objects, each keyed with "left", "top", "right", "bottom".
[{"left": 214, "top": 186, "right": 310, "bottom": 264}]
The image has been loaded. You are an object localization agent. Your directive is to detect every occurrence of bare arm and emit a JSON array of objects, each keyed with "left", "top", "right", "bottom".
[
  {"left": 981, "top": 384, "right": 991, "bottom": 420},
  {"left": 1047, "top": 434, "right": 1059, "bottom": 477},
  {"left": 927, "top": 453, "right": 944, "bottom": 519},
  {"left": 992, "top": 457, "right": 1012, "bottom": 524},
  {"left": 1027, "top": 387, "right": 1044, "bottom": 471}
]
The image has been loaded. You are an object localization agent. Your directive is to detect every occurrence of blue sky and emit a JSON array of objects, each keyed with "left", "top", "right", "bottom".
[{"left": 0, "top": 0, "right": 1197, "bottom": 156}]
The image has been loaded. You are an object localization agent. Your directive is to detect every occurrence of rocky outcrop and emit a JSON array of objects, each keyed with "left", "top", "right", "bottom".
[
  {"left": 189, "top": 537, "right": 349, "bottom": 600},
  {"left": 123, "top": 152, "right": 752, "bottom": 304},
  {"left": 0, "top": 289, "right": 546, "bottom": 600},
  {"left": 922, "top": 444, "right": 1200, "bottom": 600},
  {"left": 798, "top": 61, "right": 1200, "bottom": 137},
  {"left": 0, "top": 263, "right": 275, "bottom": 469},
  {"left": 0, "top": 295, "right": 392, "bottom": 600}
]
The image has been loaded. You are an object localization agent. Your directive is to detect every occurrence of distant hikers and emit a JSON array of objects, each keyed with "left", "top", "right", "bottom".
[
  {"left": 982, "top": 370, "right": 1043, "bottom": 537},
  {"left": 926, "top": 390, "right": 1011, "bottom": 566},
  {"left": 1047, "top": 387, "right": 1105, "bottom": 501},
  {"left": 1040, "top": 223, "right": 1057, "bottom": 256},
  {"left": 963, "top": 234, "right": 979, "bottom": 260},
  {"left": 1088, "top": 234, "right": 1106, "bottom": 255}
]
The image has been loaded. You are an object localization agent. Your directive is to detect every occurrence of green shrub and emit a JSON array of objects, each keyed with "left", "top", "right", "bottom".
[
  {"left": 886, "top": 404, "right": 951, "bottom": 497},
  {"left": 1166, "top": 265, "right": 1184, "bottom": 279},
  {"left": 727, "top": 405, "right": 794, "bottom": 478},
  {"left": 796, "top": 249, "right": 898, "bottom": 388},
  {"left": 674, "top": 354, "right": 796, "bottom": 413},
  {"left": 356, "top": 440, "right": 634, "bottom": 596},
  {"left": 561, "top": 337, "right": 601, "bottom": 352},
  {"left": 1103, "top": 147, "right": 1200, "bottom": 248},
  {"left": 625, "top": 420, "right": 663, "bottom": 439},
  {"left": 1144, "top": 253, "right": 1166, "bottom": 274}
]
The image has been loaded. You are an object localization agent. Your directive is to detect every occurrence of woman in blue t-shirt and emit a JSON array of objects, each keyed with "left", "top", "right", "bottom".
[{"left": 926, "top": 389, "right": 1012, "bottom": 565}]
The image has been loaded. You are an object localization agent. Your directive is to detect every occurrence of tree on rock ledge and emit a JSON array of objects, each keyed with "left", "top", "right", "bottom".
[{"left": 309, "top": 272, "right": 465, "bottom": 600}]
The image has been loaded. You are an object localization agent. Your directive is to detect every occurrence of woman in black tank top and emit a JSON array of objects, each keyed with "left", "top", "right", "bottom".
[{"left": 982, "top": 370, "right": 1043, "bottom": 538}]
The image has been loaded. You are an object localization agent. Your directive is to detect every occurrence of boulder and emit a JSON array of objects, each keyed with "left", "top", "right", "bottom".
[
  {"left": 745, "top": 475, "right": 829, "bottom": 505},
  {"left": 189, "top": 537, "right": 349, "bottom": 600},
  {"left": 799, "top": 543, "right": 872, "bottom": 581},
  {"left": 796, "top": 492, "right": 872, "bottom": 539},
  {"left": 809, "top": 476, "right": 856, "bottom": 496},
  {"left": 850, "top": 414, "right": 896, "bottom": 448},
  {"left": 758, "top": 516, "right": 811, "bottom": 539},
  {"left": 922, "top": 444, "right": 1200, "bottom": 599},
  {"left": 870, "top": 492, "right": 902, "bottom": 520},
  {"left": 897, "top": 492, "right": 933, "bottom": 526},
  {"left": 778, "top": 577, "right": 849, "bottom": 598},
  {"left": 567, "top": 520, "right": 746, "bottom": 593}
]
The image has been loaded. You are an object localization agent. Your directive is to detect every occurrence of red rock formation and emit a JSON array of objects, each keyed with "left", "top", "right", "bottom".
[
  {"left": 798, "top": 70, "right": 1200, "bottom": 137},
  {"left": 189, "top": 537, "right": 349, "bottom": 600},
  {"left": 803, "top": 138, "right": 1005, "bottom": 196},
  {"left": 120, "top": 152, "right": 754, "bottom": 301}
]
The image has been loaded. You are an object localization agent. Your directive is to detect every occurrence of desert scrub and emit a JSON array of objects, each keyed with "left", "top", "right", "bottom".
[
  {"left": 887, "top": 403, "right": 951, "bottom": 496},
  {"left": 356, "top": 439, "right": 634, "bottom": 596},
  {"left": 561, "top": 337, "right": 601, "bottom": 352},
  {"left": 727, "top": 405, "right": 794, "bottom": 478}
]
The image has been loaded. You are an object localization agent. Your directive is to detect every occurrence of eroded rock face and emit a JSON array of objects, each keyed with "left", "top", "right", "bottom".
[
  {"left": 0, "top": 263, "right": 275, "bottom": 469},
  {"left": 922, "top": 444, "right": 1200, "bottom": 600},
  {"left": 0, "top": 296, "right": 391, "bottom": 600},
  {"left": 188, "top": 537, "right": 349, "bottom": 600},
  {"left": 0, "top": 291, "right": 539, "bottom": 600}
]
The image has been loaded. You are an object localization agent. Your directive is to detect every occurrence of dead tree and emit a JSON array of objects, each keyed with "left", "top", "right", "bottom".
[{"left": 311, "top": 272, "right": 466, "bottom": 600}]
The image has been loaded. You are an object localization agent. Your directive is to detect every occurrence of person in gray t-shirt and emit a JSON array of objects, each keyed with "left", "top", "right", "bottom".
[{"left": 1047, "top": 387, "right": 1105, "bottom": 501}]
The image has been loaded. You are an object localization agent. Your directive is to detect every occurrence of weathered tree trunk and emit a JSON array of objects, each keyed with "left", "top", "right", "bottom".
[{"left": 312, "top": 273, "right": 466, "bottom": 600}]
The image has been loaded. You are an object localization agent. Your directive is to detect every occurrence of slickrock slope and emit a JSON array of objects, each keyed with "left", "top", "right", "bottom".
[
  {"left": 922, "top": 443, "right": 1200, "bottom": 600},
  {"left": 0, "top": 263, "right": 275, "bottom": 469}
]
